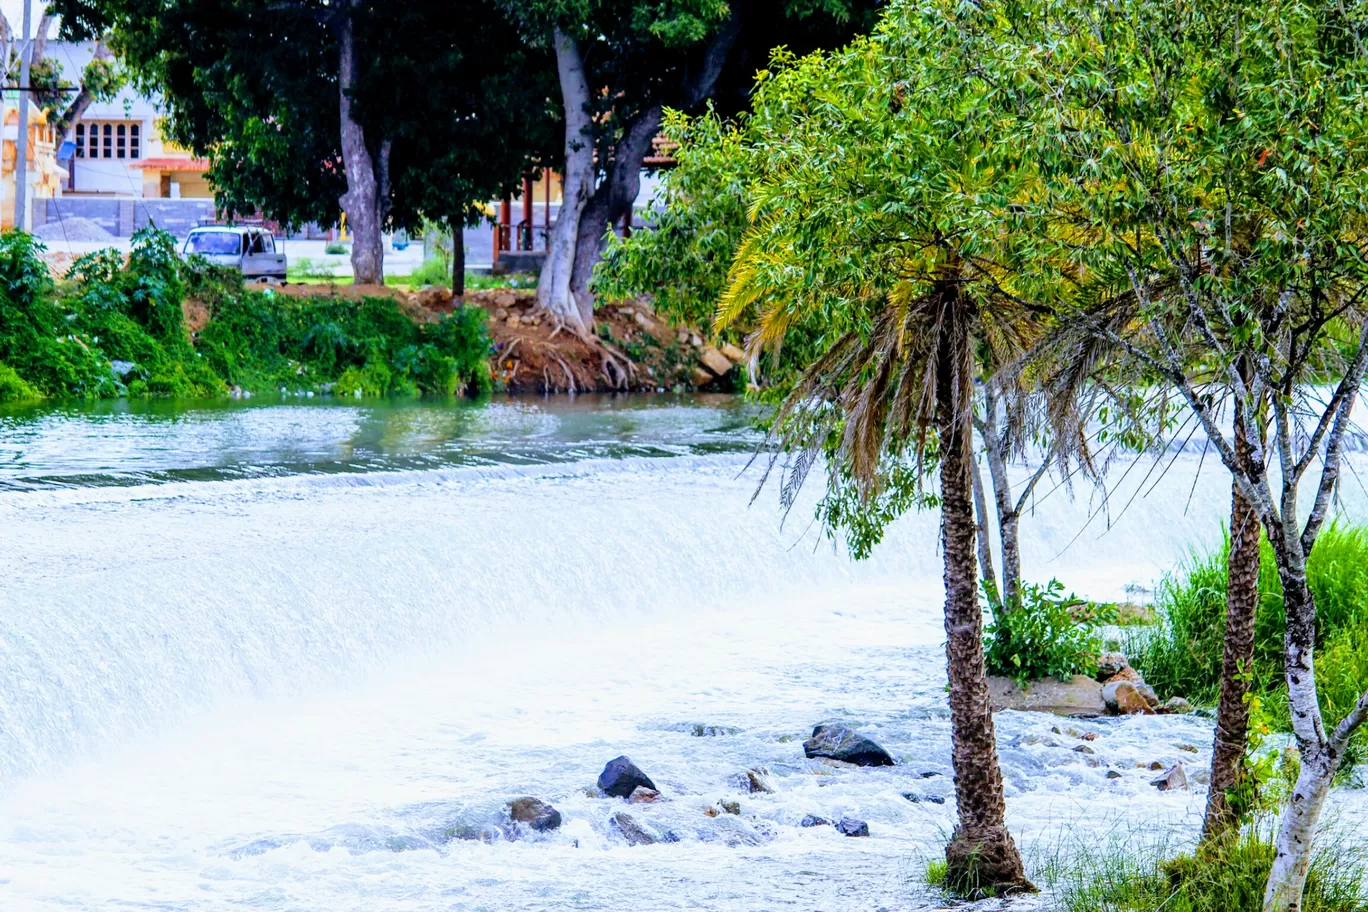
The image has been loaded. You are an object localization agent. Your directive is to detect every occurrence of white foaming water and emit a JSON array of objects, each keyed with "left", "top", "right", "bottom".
[{"left": 0, "top": 443, "right": 1364, "bottom": 910}]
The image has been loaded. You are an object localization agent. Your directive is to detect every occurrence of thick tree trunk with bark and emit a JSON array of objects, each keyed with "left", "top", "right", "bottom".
[
  {"left": 1203, "top": 384, "right": 1262, "bottom": 842},
  {"left": 538, "top": 27, "right": 595, "bottom": 331},
  {"left": 567, "top": 104, "right": 663, "bottom": 308},
  {"left": 937, "top": 291, "right": 1033, "bottom": 896},
  {"left": 335, "top": 3, "right": 384, "bottom": 286},
  {"left": 554, "top": 9, "right": 743, "bottom": 319}
]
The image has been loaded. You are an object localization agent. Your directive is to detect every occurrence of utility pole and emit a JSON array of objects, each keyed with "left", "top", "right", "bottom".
[{"left": 14, "top": 0, "right": 32, "bottom": 232}]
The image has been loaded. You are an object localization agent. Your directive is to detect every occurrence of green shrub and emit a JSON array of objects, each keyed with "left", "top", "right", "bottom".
[
  {"left": 324, "top": 241, "right": 348, "bottom": 256},
  {"left": 1043, "top": 827, "right": 1368, "bottom": 912},
  {"left": 0, "top": 361, "right": 40, "bottom": 401},
  {"left": 984, "top": 579, "right": 1101, "bottom": 683},
  {"left": 1130, "top": 523, "right": 1368, "bottom": 769},
  {"left": 289, "top": 256, "right": 336, "bottom": 281},
  {"left": 0, "top": 227, "right": 491, "bottom": 402}
]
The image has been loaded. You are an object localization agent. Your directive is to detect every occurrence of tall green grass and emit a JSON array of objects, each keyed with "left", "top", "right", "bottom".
[
  {"left": 1041, "top": 825, "right": 1368, "bottom": 912},
  {"left": 1128, "top": 523, "right": 1368, "bottom": 769}
]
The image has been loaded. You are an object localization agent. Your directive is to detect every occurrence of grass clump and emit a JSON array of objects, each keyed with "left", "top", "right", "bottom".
[
  {"left": 1128, "top": 523, "right": 1368, "bottom": 768},
  {"left": 984, "top": 579, "right": 1101, "bottom": 684},
  {"left": 1043, "top": 827, "right": 1368, "bottom": 912}
]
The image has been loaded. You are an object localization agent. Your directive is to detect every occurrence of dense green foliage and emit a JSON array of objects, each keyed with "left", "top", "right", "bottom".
[
  {"left": 1130, "top": 524, "right": 1368, "bottom": 768},
  {"left": 0, "top": 229, "right": 490, "bottom": 402},
  {"left": 1043, "top": 827, "right": 1368, "bottom": 912},
  {"left": 984, "top": 579, "right": 1100, "bottom": 684}
]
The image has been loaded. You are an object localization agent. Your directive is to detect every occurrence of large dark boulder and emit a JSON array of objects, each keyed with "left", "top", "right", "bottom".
[
  {"left": 802, "top": 724, "right": 895, "bottom": 767},
  {"left": 597, "top": 755, "right": 658, "bottom": 798},
  {"left": 508, "top": 797, "right": 562, "bottom": 832}
]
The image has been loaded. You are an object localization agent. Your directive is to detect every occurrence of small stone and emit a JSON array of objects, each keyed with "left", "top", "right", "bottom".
[
  {"left": 493, "top": 307, "right": 508, "bottom": 320},
  {"left": 718, "top": 799, "right": 741, "bottom": 815},
  {"left": 836, "top": 817, "right": 869, "bottom": 837},
  {"left": 698, "top": 345, "right": 733, "bottom": 377},
  {"left": 508, "top": 797, "right": 562, "bottom": 832},
  {"left": 677, "top": 328, "right": 690, "bottom": 344},
  {"left": 506, "top": 314, "right": 520, "bottom": 327},
  {"left": 1103, "top": 666, "right": 1143, "bottom": 684},
  {"left": 1134, "top": 682, "right": 1161, "bottom": 709},
  {"left": 719, "top": 341, "right": 746, "bottom": 363},
  {"left": 634, "top": 311, "right": 654, "bottom": 329},
  {"left": 1149, "top": 761, "right": 1165, "bottom": 770},
  {"left": 690, "top": 333, "right": 703, "bottom": 346},
  {"left": 597, "top": 756, "right": 658, "bottom": 799},
  {"left": 689, "top": 724, "right": 741, "bottom": 737},
  {"left": 628, "top": 786, "right": 661, "bottom": 804},
  {"left": 703, "top": 806, "right": 720, "bottom": 818},
  {"left": 1073, "top": 745, "right": 1096, "bottom": 755},
  {"left": 1163, "top": 697, "right": 1195, "bottom": 715},
  {"left": 800, "top": 815, "right": 831, "bottom": 827},
  {"left": 611, "top": 812, "right": 655, "bottom": 846},
  {"left": 1177, "top": 743, "right": 1199, "bottom": 754},
  {"left": 1103, "top": 680, "right": 1156, "bottom": 715},
  {"left": 902, "top": 792, "right": 947, "bottom": 805},
  {"left": 803, "top": 724, "right": 895, "bottom": 767},
  {"left": 1150, "top": 763, "right": 1189, "bottom": 792},
  {"left": 730, "top": 769, "right": 775, "bottom": 794},
  {"left": 493, "top": 292, "right": 516, "bottom": 308},
  {"left": 1106, "top": 770, "right": 1123, "bottom": 779},
  {"left": 1096, "top": 652, "right": 1129, "bottom": 680},
  {"left": 691, "top": 367, "right": 715, "bottom": 386}
]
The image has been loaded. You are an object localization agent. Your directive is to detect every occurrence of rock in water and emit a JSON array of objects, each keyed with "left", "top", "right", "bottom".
[
  {"left": 800, "top": 815, "right": 831, "bottom": 828},
  {"left": 988, "top": 675, "right": 1108, "bottom": 717},
  {"left": 611, "top": 812, "right": 655, "bottom": 846},
  {"left": 1102, "top": 680, "right": 1156, "bottom": 715},
  {"left": 628, "top": 786, "right": 661, "bottom": 804},
  {"left": 508, "top": 797, "right": 562, "bottom": 832},
  {"left": 802, "top": 725, "right": 895, "bottom": 767},
  {"left": 837, "top": 817, "right": 869, "bottom": 837},
  {"left": 1150, "top": 763, "right": 1188, "bottom": 791},
  {"left": 729, "top": 769, "right": 775, "bottom": 794},
  {"left": 1162, "top": 697, "right": 1194, "bottom": 714},
  {"left": 597, "top": 756, "right": 657, "bottom": 798}
]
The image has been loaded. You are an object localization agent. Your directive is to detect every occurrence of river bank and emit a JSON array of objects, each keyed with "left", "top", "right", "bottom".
[{"left": 2, "top": 401, "right": 1364, "bottom": 909}]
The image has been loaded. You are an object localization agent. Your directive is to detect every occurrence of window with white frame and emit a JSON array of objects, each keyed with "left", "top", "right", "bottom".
[{"left": 75, "top": 122, "right": 141, "bottom": 160}]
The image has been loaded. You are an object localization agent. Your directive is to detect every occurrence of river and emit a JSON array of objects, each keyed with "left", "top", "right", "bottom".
[{"left": 0, "top": 395, "right": 1362, "bottom": 911}]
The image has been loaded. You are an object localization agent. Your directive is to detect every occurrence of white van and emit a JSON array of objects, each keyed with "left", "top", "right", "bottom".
[{"left": 182, "top": 227, "right": 287, "bottom": 282}]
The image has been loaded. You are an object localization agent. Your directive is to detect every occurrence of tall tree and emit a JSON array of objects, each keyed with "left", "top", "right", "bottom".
[
  {"left": 699, "top": 10, "right": 1048, "bottom": 892},
  {"left": 53, "top": 0, "right": 552, "bottom": 286},
  {"left": 1025, "top": 0, "right": 1368, "bottom": 906},
  {"left": 499, "top": 0, "right": 879, "bottom": 331}
]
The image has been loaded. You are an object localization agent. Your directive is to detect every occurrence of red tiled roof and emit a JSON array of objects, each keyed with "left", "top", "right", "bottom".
[{"left": 129, "top": 158, "right": 210, "bottom": 171}]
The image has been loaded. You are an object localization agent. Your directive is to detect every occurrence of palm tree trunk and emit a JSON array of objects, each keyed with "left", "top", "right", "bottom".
[
  {"left": 937, "top": 289, "right": 1033, "bottom": 896},
  {"left": 1203, "top": 379, "right": 1261, "bottom": 842}
]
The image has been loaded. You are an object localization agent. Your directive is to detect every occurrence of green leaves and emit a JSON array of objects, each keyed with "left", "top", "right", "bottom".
[{"left": 984, "top": 579, "right": 1101, "bottom": 684}]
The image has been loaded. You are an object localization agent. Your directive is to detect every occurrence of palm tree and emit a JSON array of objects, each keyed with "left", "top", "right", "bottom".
[{"left": 730, "top": 262, "right": 1035, "bottom": 894}]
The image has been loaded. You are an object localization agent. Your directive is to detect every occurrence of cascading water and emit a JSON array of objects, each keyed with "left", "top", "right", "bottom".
[{"left": 0, "top": 397, "right": 1362, "bottom": 911}]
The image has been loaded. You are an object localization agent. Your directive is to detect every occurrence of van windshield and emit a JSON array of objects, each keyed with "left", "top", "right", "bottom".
[{"left": 185, "top": 233, "right": 242, "bottom": 256}]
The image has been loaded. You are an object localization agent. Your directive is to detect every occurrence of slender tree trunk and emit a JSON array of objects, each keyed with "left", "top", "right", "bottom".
[
  {"left": 567, "top": 103, "right": 663, "bottom": 308},
  {"left": 451, "top": 218, "right": 465, "bottom": 298},
  {"left": 1203, "top": 379, "right": 1262, "bottom": 842},
  {"left": 538, "top": 27, "right": 595, "bottom": 332},
  {"left": 981, "top": 387, "right": 1022, "bottom": 610},
  {"left": 970, "top": 455, "right": 999, "bottom": 605},
  {"left": 937, "top": 289, "right": 1032, "bottom": 896},
  {"left": 335, "top": 1, "right": 384, "bottom": 286},
  {"left": 1263, "top": 550, "right": 1336, "bottom": 912}
]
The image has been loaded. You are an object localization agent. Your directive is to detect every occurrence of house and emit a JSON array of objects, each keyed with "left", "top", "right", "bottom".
[{"left": 13, "top": 41, "right": 218, "bottom": 236}]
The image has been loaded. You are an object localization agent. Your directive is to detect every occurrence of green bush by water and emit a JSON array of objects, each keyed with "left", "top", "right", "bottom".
[
  {"left": 0, "top": 228, "right": 491, "bottom": 401},
  {"left": 1128, "top": 523, "right": 1368, "bottom": 769},
  {"left": 984, "top": 579, "right": 1101, "bottom": 684}
]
